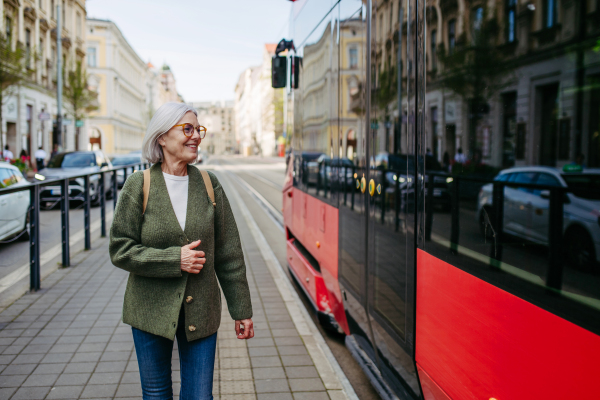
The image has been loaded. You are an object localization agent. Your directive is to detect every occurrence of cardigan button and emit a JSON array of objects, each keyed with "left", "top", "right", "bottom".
[
  {"left": 185, "top": 296, "right": 193, "bottom": 304},
  {"left": 189, "top": 325, "right": 196, "bottom": 332}
]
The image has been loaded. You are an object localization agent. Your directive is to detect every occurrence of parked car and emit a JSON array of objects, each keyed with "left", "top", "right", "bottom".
[
  {"left": 111, "top": 154, "right": 142, "bottom": 188},
  {"left": 478, "top": 166, "right": 600, "bottom": 269},
  {"left": 37, "top": 151, "right": 113, "bottom": 208},
  {"left": 0, "top": 162, "right": 31, "bottom": 242}
]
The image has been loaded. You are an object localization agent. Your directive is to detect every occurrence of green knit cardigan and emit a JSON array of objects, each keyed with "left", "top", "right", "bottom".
[{"left": 109, "top": 163, "right": 252, "bottom": 341}]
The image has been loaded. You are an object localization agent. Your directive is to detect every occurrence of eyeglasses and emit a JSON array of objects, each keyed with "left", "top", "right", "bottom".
[{"left": 172, "top": 123, "right": 207, "bottom": 139}]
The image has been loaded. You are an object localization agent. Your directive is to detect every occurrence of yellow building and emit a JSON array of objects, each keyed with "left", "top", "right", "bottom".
[{"left": 85, "top": 18, "right": 149, "bottom": 155}]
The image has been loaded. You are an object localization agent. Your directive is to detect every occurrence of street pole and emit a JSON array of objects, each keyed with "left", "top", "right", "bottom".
[{"left": 56, "top": 3, "right": 63, "bottom": 149}]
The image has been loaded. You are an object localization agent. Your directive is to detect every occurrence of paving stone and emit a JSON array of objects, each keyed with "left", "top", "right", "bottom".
[
  {"left": 250, "top": 356, "right": 282, "bottom": 368},
  {"left": 89, "top": 372, "right": 122, "bottom": 384},
  {"left": 221, "top": 380, "right": 254, "bottom": 394},
  {"left": 277, "top": 346, "right": 309, "bottom": 356},
  {"left": 63, "top": 362, "right": 97, "bottom": 373},
  {"left": 288, "top": 378, "right": 326, "bottom": 392},
  {"left": 55, "top": 373, "right": 91, "bottom": 386},
  {"left": 254, "top": 378, "right": 289, "bottom": 393},
  {"left": 220, "top": 357, "right": 251, "bottom": 369},
  {"left": 45, "top": 385, "right": 84, "bottom": 399},
  {"left": 252, "top": 367, "right": 286, "bottom": 380},
  {"left": 257, "top": 393, "right": 293, "bottom": 400},
  {"left": 220, "top": 368, "right": 253, "bottom": 381},
  {"left": 40, "top": 352, "right": 73, "bottom": 363},
  {"left": 280, "top": 355, "right": 314, "bottom": 367},
  {"left": 115, "top": 382, "right": 143, "bottom": 397},
  {"left": 1, "top": 363, "right": 37, "bottom": 375},
  {"left": 274, "top": 337, "right": 304, "bottom": 346},
  {"left": 12, "top": 353, "right": 44, "bottom": 364},
  {"left": 292, "top": 392, "right": 330, "bottom": 400},
  {"left": 285, "top": 366, "right": 319, "bottom": 379},
  {"left": 80, "top": 383, "right": 118, "bottom": 398},
  {"left": 247, "top": 338, "right": 275, "bottom": 348},
  {"left": 0, "top": 387, "right": 16, "bottom": 398},
  {"left": 32, "top": 363, "right": 66, "bottom": 374},
  {"left": 119, "top": 371, "right": 139, "bottom": 384},
  {"left": 21, "top": 372, "right": 59, "bottom": 386},
  {"left": 10, "top": 386, "right": 51, "bottom": 399},
  {"left": 0, "top": 373, "right": 27, "bottom": 386},
  {"left": 248, "top": 347, "right": 278, "bottom": 357}
]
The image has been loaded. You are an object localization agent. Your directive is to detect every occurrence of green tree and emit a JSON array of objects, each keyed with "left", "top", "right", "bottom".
[
  {"left": 0, "top": 34, "right": 28, "bottom": 155},
  {"left": 437, "top": 9, "right": 511, "bottom": 158},
  {"left": 64, "top": 61, "right": 99, "bottom": 146}
]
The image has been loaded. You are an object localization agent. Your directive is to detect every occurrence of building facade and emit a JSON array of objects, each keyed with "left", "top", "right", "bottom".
[
  {"left": 86, "top": 18, "right": 150, "bottom": 155},
  {"left": 190, "top": 101, "right": 235, "bottom": 155},
  {"left": 1, "top": 0, "right": 87, "bottom": 166},
  {"left": 234, "top": 44, "right": 284, "bottom": 156}
]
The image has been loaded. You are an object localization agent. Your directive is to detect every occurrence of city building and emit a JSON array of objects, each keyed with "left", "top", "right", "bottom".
[
  {"left": 189, "top": 101, "right": 235, "bottom": 155},
  {"left": 1, "top": 0, "right": 87, "bottom": 167},
  {"left": 234, "top": 44, "right": 284, "bottom": 156},
  {"left": 85, "top": 18, "right": 150, "bottom": 155}
]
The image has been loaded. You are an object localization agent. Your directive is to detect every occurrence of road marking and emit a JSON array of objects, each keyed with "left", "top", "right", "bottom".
[
  {"left": 0, "top": 211, "right": 113, "bottom": 295},
  {"left": 219, "top": 171, "right": 358, "bottom": 400}
]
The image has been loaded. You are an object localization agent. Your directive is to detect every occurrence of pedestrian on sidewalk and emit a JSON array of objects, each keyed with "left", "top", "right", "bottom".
[
  {"left": 35, "top": 146, "right": 47, "bottom": 170},
  {"left": 110, "top": 102, "right": 254, "bottom": 400}
]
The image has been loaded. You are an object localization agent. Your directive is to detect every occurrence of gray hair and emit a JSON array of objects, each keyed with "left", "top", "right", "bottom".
[{"left": 141, "top": 102, "right": 198, "bottom": 163}]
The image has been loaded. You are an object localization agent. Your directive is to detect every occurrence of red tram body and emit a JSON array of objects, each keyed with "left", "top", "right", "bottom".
[{"left": 281, "top": 1, "right": 600, "bottom": 399}]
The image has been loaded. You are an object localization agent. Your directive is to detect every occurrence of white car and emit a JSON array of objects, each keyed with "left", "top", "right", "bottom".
[
  {"left": 0, "top": 162, "right": 31, "bottom": 242},
  {"left": 478, "top": 166, "right": 600, "bottom": 269}
]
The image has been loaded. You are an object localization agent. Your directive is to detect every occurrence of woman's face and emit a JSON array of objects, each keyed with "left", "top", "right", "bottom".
[{"left": 158, "top": 112, "right": 201, "bottom": 164}]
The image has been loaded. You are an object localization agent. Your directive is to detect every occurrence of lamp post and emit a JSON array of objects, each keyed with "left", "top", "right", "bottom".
[{"left": 56, "top": 3, "right": 63, "bottom": 149}]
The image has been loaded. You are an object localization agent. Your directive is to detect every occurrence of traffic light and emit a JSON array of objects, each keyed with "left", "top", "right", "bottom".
[{"left": 272, "top": 56, "right": 286, "bottom": 88}]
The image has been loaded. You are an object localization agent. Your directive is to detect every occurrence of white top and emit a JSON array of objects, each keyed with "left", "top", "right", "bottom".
[
  {"left": 162, "top": 172, "right": 189, "bottom": 231},
  {"left": 35, "top": 149, "right": 47, "bottom": 159},
  {"left": 2, "top": 150, "right": 14, "bottom": 160}
]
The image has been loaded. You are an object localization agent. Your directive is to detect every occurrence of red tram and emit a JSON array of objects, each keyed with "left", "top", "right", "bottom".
[{"left": 279, "top": 1, "right": 600, "bottom": 399}]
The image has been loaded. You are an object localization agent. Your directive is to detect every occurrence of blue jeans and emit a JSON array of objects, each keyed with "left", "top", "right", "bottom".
[{"left": 132, "top": 310, "right": 217, "bottom": 400}]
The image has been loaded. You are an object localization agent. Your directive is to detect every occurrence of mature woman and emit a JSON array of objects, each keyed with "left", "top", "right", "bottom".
[{"left": 109, "top": 102, "right": 253, "bottom": 400}]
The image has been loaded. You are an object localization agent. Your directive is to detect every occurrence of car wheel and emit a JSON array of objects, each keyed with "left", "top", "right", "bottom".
[
  {"left": 479, "top": 207, "right": 495, "bottom": 241},
  {"left": 565, "top": 226, "right": 596, "bottom": 271}
]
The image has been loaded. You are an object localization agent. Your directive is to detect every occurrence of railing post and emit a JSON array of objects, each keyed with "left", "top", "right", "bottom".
[
  {"left": 547, "top": 187, "right": 564, "bottom": 290},
  {"left": 100, "top": 172, "right": 106, "bottom": 238},
  {"left": 450, "top": 177, "right": 460, "bottom": 254},
  {"left": 425, "top": 173, "right": 434, "bottom": 241},
  {"left": 491, "top": 182, "right": 504, "bottom": 263},
  {"left": 343, "top": 165, "right": 347, "bottom": 205},
  {"left": 351, "top": 166, "right": 355, "bottom": 211},
  {"left": 112, "top": 170, "right": 118, "bottom": 210},
  {"left": 29, "top": 184, "right": 41, "bottom": 291},
  {"left": 61, "top": 178, "right": 70, "bottom": 267},
  {"left": 84, "top": 175, "right": 91, "bottom": 250}
]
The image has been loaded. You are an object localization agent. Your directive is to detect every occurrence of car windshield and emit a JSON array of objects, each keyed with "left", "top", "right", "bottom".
[
  {"left": 48, "top": 153, "right": 96, "bottom": 168},
  {"left": 111, "top": 157, "right": 140, "bottom": 166},
  {"left": 561, "top": 174, "right": 600, "bottom": 200}
]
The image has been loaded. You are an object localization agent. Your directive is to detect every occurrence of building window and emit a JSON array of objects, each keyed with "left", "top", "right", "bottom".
[
  {"left": 5, "top": 17, "right": 12, "bottom": 42},
  {"left": 448, "top": 19, "right": 456, "bottom": 54},
  {"left": 472, "top": 7, "right": 483, "bottom": 41},
  {"left": 349, "top": 47, "right": 358, "bottom": 69},
  {"left": 25, "top": 29, "right": 31, "bottom": 69},
  {"left": 76, "top": 12, "right": 82, "bottom": 37},
  {"left": 544, "top": 0, "right": 557, "bottom": 28},
  {"left": 39, "top": 0, "right": 44, "bottom": 10},
  {"left": 51, "top": 0, "right": 55, "bottom": 19},
  {"left": 87, "top": 47, "right": 97, "bottom": 67},
  {"left": 380, "top": 14, "right": 384, "bottom": 41},
  {"left": 506, "top": 0, "right": 516, "bottom": 42},
  {"left": 431, "top": 30, "right": 437, "bottom": 70}
]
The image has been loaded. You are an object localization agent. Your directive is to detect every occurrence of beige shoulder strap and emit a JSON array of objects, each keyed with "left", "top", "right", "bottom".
[
  {"left": 142, "top": 169, "right": 151, "bottom": 214},
  {"left": 200, "top": 170, "right": 216, "bottom": 207}
]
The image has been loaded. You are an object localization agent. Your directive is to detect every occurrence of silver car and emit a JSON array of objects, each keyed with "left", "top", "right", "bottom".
[{"left": 478, "top": 166, "right": 600, "bottom": 269}]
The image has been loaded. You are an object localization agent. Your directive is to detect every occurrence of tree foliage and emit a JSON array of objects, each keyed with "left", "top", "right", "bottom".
[
  {"left": 64, "top": 61, "right": 99, "bottom": 122},
  {"left": 0, "top": 34, "right": 28, "bottom": 153}
]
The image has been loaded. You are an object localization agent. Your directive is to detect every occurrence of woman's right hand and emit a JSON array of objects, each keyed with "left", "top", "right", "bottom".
[{"left": 181, "top": 240, "right": 205, "bottom": 274}]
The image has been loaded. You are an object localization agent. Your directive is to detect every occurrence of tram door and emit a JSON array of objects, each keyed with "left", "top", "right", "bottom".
[{"left": 365, "top": 0, "right": 420, "bottom": 397}]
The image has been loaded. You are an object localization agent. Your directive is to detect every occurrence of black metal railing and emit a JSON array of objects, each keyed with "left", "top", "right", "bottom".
[{"left": 0, "top": 163, "right": 150, "bottom": 291}]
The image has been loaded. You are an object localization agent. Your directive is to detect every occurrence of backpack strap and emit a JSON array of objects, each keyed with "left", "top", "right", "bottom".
[
  {"left": 200, "top": 170, "right": 216, "bottom": 207},
  {"left": 142, "top": 169, "right": 151, "bottom": 215}
]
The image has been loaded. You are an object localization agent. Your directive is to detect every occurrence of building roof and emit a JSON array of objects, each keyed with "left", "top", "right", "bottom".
[{"left": 265, "top": 43, "right": 277, "bottom": 55}]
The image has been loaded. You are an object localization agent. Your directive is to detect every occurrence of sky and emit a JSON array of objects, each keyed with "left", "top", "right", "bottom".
[{"left": 86, "top": 0, "right": 292, "bottom": 102}]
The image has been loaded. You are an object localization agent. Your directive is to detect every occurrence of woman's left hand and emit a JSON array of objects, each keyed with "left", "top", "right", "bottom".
[{"left": 235, "top": 318, "right": 254, "bottom": 339}]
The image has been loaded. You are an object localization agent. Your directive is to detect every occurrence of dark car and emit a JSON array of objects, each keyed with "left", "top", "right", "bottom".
[
  {"left": 37, "top": 151, "right": 113, "bottom": 208},
  {"left": 111, "top": 154, "right": 142, "bottom": 188}
]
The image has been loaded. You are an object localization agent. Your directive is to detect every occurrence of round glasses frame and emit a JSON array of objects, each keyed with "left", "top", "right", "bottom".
[{"left": 172, "top": 123, "right": 207, "bottom": 139}]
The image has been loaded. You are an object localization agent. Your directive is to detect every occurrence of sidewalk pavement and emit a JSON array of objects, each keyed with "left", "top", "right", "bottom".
[{"left": 0, "top": 170, "right": 353, "bottom": 400}]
